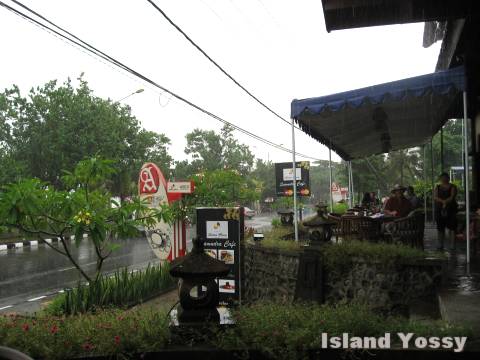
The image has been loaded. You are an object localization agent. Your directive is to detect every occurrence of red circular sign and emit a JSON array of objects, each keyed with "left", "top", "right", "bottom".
[{"left": 139, "top": 163, "right": 161, "bottom": 194}]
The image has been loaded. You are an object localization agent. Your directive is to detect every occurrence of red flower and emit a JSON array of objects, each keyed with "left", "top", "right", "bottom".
[
  {"left": 50, "top": 325, "right": 58, "bottom": 334},
  {"left": 114, "top": 335, "right": 121, "bottom": 345},
  {"left": 82, "top": 343, "right": 94, "bottom": 351},
  {"left": 22, "top": 323, "right": 29, "bottom": 332}
]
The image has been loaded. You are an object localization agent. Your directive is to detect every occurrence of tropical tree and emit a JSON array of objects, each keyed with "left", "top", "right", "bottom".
[
  {"left": 0, "top": 77, "right": 172, "bottom": 196},
  {"left": 183, "top": 124, "right": 254, "bottom": 176},
  {"left": 0, "top": 157, "right": 170, "bottom": 283}
]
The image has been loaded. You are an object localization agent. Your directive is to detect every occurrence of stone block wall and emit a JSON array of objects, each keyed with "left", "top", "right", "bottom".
[
  {"left": 242, "top": 243, "right": 445, "bottom": 310},
  {"left": 324, "top": 258, "right": 444, "bottom": 310},
  {"left": 242, "top": 244, "right": 300, "bottom": 303}
]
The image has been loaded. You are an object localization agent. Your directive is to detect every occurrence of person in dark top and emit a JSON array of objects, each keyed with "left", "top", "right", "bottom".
[
  {"left": 384, "top": 184, "right": 412, "bottom": 218},
  {"left": 434, "top": 172, "right": 458, "bottom": 250},
  {"left": 361, "top": 192, "right": 372, "bottom": 208},
  {"left": 405, "top": 186, "right": 421, "bottom": 209}
]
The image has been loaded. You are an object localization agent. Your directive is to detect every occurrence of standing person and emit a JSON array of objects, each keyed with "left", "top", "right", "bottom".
[
  {"left": 405, "top": 186, "right": 420, "bottom": 209},
  {"left": 384, "top": 185, "right": 412, "bottom": 218},
  {"left": 434, "top": 173, "right": 458, "bottom": 250},
  {"left": 361, "top": 192, "right": 372, "bottom": 208}
]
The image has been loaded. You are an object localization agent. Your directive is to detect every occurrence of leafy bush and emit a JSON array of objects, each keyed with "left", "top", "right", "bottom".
[
  {"left": 1, "top": 303, "right": 470, "bottom": 359},
  {"left": 320, "top": 241, "right": 426, "bottom": 272},
  {"left": 44, "top": 263, "right": 176, "bottom": 316},
  {"left": 0, "top": 309, "right": 170, "bottom": 360},
  {"left": 271, "top": 217, "right": 281, "bottom": 227},
  {"left": 332, "top": 202, "right": 348, "bottom": 214},
  {"left": 218, "top": 302, "right": 470, "bottom": 359}
]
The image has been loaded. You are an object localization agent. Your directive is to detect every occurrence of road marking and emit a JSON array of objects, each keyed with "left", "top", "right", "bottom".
[
  {"left": 0, "top": 305, "right": 13, "bottom": 311},
  {"left": 58, "top": 290, "right": 65, "bottom": 293},
  {"left": 30, "top": 240, "right": 38, "bottom": 246},
  {"left": 15, "top": 242, "right": 23, "bottom": 248},
  {"left": 58, "top": 266, "right": 75, "bottom": 272},
  {"left": 27, "top": 296, "right": 47, "bottom": 302},
  {"left": 44, "top": 239, "right": 52, "bottom": 244},
  {"left": 0, "top": 245, "right": 7, "bottom": 251},
  {"left": 83, "top": 233, "right": 88, "bottom": 238}
]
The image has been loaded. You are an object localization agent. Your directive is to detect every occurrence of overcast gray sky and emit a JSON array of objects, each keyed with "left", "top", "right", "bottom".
[{"left": 1, "top": 0, "right": 441, "bottom": 164}]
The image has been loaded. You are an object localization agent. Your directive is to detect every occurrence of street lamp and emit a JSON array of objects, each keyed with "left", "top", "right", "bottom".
[{"left": 116, "top": 88, "right": 144, "bottom": 102}]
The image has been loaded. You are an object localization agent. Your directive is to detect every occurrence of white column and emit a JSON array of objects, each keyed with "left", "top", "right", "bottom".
[
  {"left": 291, "top": 118, "right": 299, "bottom": 242},
  {"left": 348, "top": 161, "right": 353, "bottom": 208},
  {"left": 423, "top": 145, "right": 427, "bottom": 223},
  {"left": 463, "top": 91, "right": 470, "bottom": 264},
  {"left": 329, "top": 147, "right": 333, "bottom": 212},
  {"left": 350, "top": 161, "right": 355, "bottom": 206}
]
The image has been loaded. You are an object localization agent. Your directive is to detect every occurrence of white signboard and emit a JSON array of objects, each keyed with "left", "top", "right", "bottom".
[
  {"left": 167, "top": 181, "right": 194, "bottom": 194},
  {"left": 283, "top": 167, "right": 302, "bottom": 181},
  {"left": 206, "top": 220, "right": 229, "bottom": 239}
]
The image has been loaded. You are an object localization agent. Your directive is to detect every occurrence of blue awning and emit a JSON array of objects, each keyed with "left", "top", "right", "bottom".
[{"left": 291, "top": 66, "right": 465, "bottom": 160}]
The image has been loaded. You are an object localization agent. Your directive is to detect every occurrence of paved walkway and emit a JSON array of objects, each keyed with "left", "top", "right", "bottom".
[{"left": 424, "top": 224, "right": 480, "bottom": 348}]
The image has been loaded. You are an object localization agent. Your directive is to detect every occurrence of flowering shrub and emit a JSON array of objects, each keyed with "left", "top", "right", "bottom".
[
  {"left": 0, "top": 310, "right": 170, "bottom": 359},
  {"left": 0, "top": 303, "right": 470, "bottom": 359}
]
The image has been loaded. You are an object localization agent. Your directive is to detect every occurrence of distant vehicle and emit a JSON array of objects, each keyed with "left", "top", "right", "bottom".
[{"left": 243, "top": 207, "right": 256, "bottom": 219}]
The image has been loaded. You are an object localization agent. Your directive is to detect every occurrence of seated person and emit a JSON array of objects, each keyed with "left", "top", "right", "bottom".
[
  {"left": 361, "top": 192, "right": 372, "bottom": 208},
  {"left": 405, "top": 186, "right": 420, "bottom": 209},
  {"left": 384, "top": 184, "right": 412, "bottom": 218}
]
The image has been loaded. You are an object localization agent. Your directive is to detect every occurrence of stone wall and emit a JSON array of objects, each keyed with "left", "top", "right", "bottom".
[
  {"left": 242, "top": 243, "right": 445, "bottom": 310},
  {"left": 324, "top": 258, "right": 444, "bottom": 310},
  {"left": 242, "top": 244, "right": 300, "bottom": 303}
]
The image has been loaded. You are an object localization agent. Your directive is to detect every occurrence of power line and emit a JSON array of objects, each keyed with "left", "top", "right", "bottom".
[
  {"left": 144, "top": 0, "right": 301, "bottom": 130},
  {"left": 1, "top": 0, "right": 320, "bottom": 161}
]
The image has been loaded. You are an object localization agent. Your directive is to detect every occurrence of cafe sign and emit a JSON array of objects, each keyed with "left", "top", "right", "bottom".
[{"left": 138, "top": 163, "right": 186, "bottom": 261}]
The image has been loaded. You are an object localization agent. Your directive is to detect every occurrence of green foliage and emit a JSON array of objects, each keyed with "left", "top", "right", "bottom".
[
  {"left": 320, "top": 241, "right": 427, "bottom": 273},
  {"left": 181, "top": 124, "right": 254, "bottom": 177},
  {"left": 44, "top": 263, "right": 175, "bottom": 316},
  {"left": 332, "top": 202, "right": 348, "bottom": 214},
  {"left": 0, "top": 157, "right": 171, "bottom": 282},
  {"left": 259, "top": 227, "right": 305, "bottom": 251},
  {"left": 0, "top": 77, "right": 172, "bottom": 195},
  {"left": 0, "top": 309, "right": 170, "bottom": 360},
  {"left": 0, "top": 303, "right": 470, "bottom": 359},
  {"left": 249, "top": 159, "right": 275, "bottom": 202},
  {"left": 271, "top": 217, "right": 281, "bottom": 227},
  {"left": 179, "top": 170, "right": 259, "bottom": 217},
  {"left": 217, "top": 303, "right": 470, "bottom": 360}
]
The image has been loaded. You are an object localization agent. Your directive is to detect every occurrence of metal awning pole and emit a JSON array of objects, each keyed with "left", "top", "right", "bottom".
[
  {"left": 430, "top": 140, "right": 435, "bottom": 222},
  {"left": 463, "top": 91, "right": 470, "bottom": 264},
  {"left": 347, "top": 162, "right": 352, "bottom": 208},
  {"left": 329, "top": 147, "right": 333, "bottom": 212},
  {"left": 440, "top": 127, "right": 444, "bottom": 172},
  {"left": 423, "top": 145, "right": 427, "bottom": 224},
  {"left": 350, "top": 161, "right": 355, "bottom": 206},
  {"left": 291, "top": 118, "right": 299, "bottom": 242}
]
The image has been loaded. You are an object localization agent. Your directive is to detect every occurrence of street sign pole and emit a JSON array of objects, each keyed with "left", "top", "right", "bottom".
[{"left": 291, "top": 118, "right": 299, "bottom": 242}]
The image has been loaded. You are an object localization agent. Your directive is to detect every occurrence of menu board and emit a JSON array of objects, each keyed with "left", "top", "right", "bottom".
[
  {"left": 275, "top": 161, "right": 311, "bottom": 197},
  {"left": 196, "top": 207, "right": 243, "bottom": 306}
]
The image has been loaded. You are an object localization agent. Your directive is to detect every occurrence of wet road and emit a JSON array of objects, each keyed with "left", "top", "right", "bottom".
[
  {"left": 0, "top": 214, "right": 274, "bottom": 313},
  {"left": 0, "top": 236, "right": 159, "bottom": 313}
]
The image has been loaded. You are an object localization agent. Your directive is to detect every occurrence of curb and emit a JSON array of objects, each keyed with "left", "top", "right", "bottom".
[{"left": 0, "top": 234, "right": 88, "bottom": 252}]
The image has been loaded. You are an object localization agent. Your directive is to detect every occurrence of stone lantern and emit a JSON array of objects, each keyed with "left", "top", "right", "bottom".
[
  {"left": 169, "top": 237, "right": 229, "bottom": 325},
  {"left": 302, "top": 202, "right": 336, "bottom": 244}
]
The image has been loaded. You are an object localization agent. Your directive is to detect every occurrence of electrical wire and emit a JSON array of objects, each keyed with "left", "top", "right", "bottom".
[
  {"left": 144, "top": 0, "right": 301, "bottom": 130},
  {"left": 0, "top": 0, "right": 320, "bottom": 161}
]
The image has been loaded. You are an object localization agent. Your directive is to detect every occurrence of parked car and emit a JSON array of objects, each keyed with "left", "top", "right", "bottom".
[{"left": 244, "top": 207, "right": 256, "bottom": 219}]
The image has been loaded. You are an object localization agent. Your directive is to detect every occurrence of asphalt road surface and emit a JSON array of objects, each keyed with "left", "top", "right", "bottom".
[{"left": 0, "top": 213, "right": 274, "bottom": 314}]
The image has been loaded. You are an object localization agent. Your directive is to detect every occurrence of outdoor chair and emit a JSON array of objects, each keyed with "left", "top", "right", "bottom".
[
  {"left": 339, "top": 215, "right": 362, "bottom": 241},
  {"left": 383, "top": 210, "right": 425, "bottom": 249},
  {"left": 327, "top": 214, "right": 342, "bottom": 242}
]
